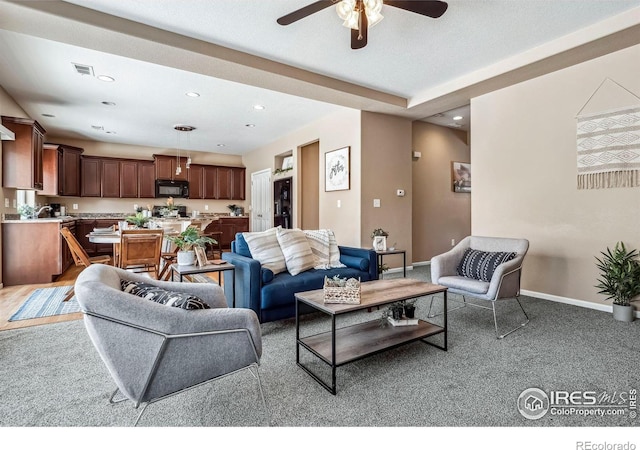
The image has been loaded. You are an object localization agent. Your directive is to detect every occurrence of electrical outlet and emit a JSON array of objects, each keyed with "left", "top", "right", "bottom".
[
  {"left": 205, "top": 205, "right": 209, "bottom": 211},
  {"left": 451, "top": 239, "right": 455, "bottom": 246},
  {"left": 373, "top": 199, "right": 381, "bottom": 208},
  {"left": 4, "top": 198, "right": 9, "bottom": 208},
  {"left": 73, "top": 203, "right": 78, "bottom": 210}
]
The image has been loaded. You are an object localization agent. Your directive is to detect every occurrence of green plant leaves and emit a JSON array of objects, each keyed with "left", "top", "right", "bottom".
[{"left": 594, "top": 241, "right": 640, "bottom": 306}]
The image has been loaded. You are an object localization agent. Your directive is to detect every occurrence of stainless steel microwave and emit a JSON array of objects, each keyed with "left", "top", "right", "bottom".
[{"left": 155, "top": 180, "right": 189, "bottom": 198}]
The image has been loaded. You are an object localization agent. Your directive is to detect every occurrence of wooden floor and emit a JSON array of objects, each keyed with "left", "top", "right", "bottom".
[
  {"left": 0, "top": 263, "right": 222, "bottom": 332},
  {"left": 0, "top": 265, "right": 83, "bottom": 331}
]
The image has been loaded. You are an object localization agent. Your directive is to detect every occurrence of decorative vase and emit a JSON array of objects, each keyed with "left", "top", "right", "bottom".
[
  {"left": 612, "top": 303, "right": 635, "bottom": 322},
  {"left": 392, "top": 307, "right": 403, "bottom": 320},
  {"left": 177, "top": 250, "right": 195, "bottom": 266}
]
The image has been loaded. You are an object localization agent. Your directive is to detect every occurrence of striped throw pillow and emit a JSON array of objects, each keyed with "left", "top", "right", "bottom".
[
  {"left": 456, "top": 249, "right": 516, "bottom": 282},
  {"left": 276, "top": 228, "right": 315, "bottom": 276},
  {"left": 303, "top": 229, "right": 332, "bottom": 269},
  {"left": 242, "top": 227, "right": 287, "bottom": 275}
]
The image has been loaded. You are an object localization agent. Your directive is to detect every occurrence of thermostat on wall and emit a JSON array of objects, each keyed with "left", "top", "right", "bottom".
[{"left": 397, "top": 189, "right": 405, "bottom": 197}]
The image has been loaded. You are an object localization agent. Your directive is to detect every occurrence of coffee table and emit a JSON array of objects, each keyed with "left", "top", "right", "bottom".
[{"left": 295, "top": 278, "right": 447, "bottom": 395}]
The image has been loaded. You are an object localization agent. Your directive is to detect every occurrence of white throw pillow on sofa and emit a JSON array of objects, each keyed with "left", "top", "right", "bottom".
[
  {"left": 243, "top": 227, "right": 287, "bottom": 275},
  {"left": 303, "top": 229, "right": 346, "bottom": 269},
  {"left": 276, "top": 228, "right": 315, "bottom": 276}
]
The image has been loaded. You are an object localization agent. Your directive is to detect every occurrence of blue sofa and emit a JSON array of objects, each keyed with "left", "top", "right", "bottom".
[{"left": 222, "top": 233, "right": 378, "bottom": 323}]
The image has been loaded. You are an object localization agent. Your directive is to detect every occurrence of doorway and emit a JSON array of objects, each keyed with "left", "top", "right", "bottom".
[
  {"left": 250, "top": 169, "right": 272, "bottom": 232},
  {"left": 300, "top": 141, "right": 319, "bottom": 230}
]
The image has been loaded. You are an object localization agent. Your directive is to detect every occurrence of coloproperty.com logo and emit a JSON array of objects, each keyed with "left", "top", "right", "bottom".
[{"left": 517, "top": 387, "right": 637, "bottom": 420}]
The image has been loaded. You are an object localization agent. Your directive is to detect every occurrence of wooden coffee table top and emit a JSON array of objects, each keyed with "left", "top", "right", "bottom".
[{"left": 295, "top": 278, "right": 447, "bottom": 315}]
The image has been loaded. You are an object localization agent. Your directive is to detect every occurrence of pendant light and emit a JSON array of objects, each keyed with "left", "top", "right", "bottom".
[{"left": 174, "top": 125, "right": 196, "bottom": 175}]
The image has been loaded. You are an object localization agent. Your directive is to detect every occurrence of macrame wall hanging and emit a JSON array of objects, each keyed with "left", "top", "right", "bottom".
[{"left": 575, "top": 78, "right": 640, "bottom": 190}]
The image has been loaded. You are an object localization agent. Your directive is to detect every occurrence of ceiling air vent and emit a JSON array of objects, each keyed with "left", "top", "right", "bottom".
[{"left": 72, "top": 63, "right": 94, "bottom": 76}]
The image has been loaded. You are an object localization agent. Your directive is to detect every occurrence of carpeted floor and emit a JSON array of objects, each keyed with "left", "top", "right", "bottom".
[
  {"left": 9, "top": 286, "right": 78, "bottom": 321},
  {"left": 0, "top": 267, "right": 638, "bottom": 428}
]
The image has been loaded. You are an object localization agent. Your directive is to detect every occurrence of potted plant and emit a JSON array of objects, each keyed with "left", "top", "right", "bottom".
[
  {"left": 165, "top": 227, "right": 217, "bottom": 266},
  {"left": 227, "top": 204, "right": 238, "bottom": 216},
  {"left": 403, "top": 300, "right": 416, "bottom": 319},
  {"left": 125, "top": 212, "right": 149, "bottom": 229},
  {"left": 161, "top": 197, "right": 179, "bottom": 217},
  {"left": 17, "top": 204, "right": 35, "bottom": 220},
  {"left": 595, "top": 241, "right": 640, "bottom": 322}
]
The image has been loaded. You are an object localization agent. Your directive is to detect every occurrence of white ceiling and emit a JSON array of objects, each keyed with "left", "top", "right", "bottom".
[{"left": 0, "top": 0, "right": 638, "bottom": 154}]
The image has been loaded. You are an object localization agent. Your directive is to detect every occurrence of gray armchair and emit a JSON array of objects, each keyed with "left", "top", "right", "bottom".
[
  {"left": 430, "top": 236, "right": 530, "bottom": 339},
  {"left": 74, "top": 264, "right": 266, "bottom": 426}
]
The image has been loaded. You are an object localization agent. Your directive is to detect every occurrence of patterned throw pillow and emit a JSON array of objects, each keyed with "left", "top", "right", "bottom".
[
  {"left": 303, "top": 229, "right": 332, "bottom": 269},
  {"left": 456, "top": 249, "right": 516, "bottom": 282},
  {"left": 242, "top": 227, "right": 287, "bottom": 275},
  {"left": 120, "top": 280, "right": 210, "bottom": 310},
  {"left": 276, "top": 228, "right": 315, "bottom": 276}
]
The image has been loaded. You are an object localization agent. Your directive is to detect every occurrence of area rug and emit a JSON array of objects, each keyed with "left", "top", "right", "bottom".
[{"left": 9, "top": 287, "right": 79, "bottom": 321}]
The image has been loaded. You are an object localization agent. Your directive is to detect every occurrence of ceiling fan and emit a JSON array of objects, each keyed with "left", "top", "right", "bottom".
[{"left": 277, "top": 0, "right": 448, "bottom": 49}]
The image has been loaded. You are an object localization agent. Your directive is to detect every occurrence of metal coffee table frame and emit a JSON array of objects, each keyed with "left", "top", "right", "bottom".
[{"left": 295, "top": 279, "right": 448, "bottom": 395}]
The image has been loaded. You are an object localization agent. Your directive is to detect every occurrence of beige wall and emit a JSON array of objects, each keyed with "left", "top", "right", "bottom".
[
  {"left": 412, "top": 122, "right": 471, "bottom": 263},
  {"left": 300, "top": 141, "right": 319, "bottom": 229},
  {"left": 39, "top": 137, "right": 245, "bottom": 215},
  {"left": 472, "top": 43, "right": 640, "bottom": 305},
  {"left": 361, "top": 112, "right": 413, "bottom": 268},
  {"left": 242, "top": 109, "right": 362, "bottom": 246}
]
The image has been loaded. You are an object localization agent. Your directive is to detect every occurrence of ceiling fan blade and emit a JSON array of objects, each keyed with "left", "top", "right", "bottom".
[
  {"left": 277, "top": 1, "right": 334, "bottom": 25},
  {"left": 385, "top": 1, "right": 448, "bottom": 18},
  {"left": 351, "top": 9, "right": 368, "bottom": 50}
]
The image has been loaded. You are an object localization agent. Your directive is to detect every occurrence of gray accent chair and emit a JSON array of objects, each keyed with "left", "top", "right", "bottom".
[
  {"left": 430, "top": 236, "right": 530, "bottom": 339},
  {"left": 74, "top": 264, "right": 266, "bottom": 426}
]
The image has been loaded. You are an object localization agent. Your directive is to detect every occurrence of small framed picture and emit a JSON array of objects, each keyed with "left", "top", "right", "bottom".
[
  {"left": 373, "top": 236, "right": 387, "bottom": 252},
  {"left": 194, "top": 246, "right": 208, "bottom": 267},
  {"left": 325, "top": 146, "right": 350, "bottom": 191},
  {"left": 282, "top": 156, "right": 293, "bottom": 170},
  {"left": 452, "top": 161, "right": 471, "bottom": 193}
]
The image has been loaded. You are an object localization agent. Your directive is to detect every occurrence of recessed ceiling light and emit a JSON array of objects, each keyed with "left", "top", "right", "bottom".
[
  {"left": 97, "top": 75, "right": 115, "bottom": 82},
  {"left": 217, "top": 144, "right": 226, "bottom": 147},
  {"left": 253, "top": 105, "right": 265, "bottom": 110},
  {"left": 186, "top": 92, "right": 200, "bottom": 98},
  {"left": 101, "top": 101, "right": 116, "bottom": 106},
  {"left": 41, "top": 113, "right": 55, "bottom": 118},
  {"left": 453, "top": 115, "right": 463, "bottom": 121},
  {"left": 245, "top": 124, "right": 256, "bottom": 127}
]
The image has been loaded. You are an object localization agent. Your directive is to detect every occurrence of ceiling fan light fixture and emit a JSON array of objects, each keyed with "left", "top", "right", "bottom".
[
  {"left": 365, "top": 10, "right": 383, "bottom": 27},
  {"left": 336, "top": 0, "right": 356, "bottom": 20},
  {"left": 343, "top": 11, "right": 360, "bottom": 30}
]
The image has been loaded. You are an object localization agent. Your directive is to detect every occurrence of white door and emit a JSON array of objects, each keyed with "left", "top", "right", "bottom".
[{"left": 251, "top": 169, "right": 272, "bottom": 232}]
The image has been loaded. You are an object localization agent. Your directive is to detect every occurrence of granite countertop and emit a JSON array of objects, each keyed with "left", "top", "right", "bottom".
[{"left": 1, "top": 212, "right": 247, "bottom": 224}]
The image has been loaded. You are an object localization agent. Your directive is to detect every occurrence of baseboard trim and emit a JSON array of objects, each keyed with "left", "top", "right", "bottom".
[
  {"left": 386, "top": 265, "right": 414, "bottom": 274},
  {"left": 412, "top": 260, "right": 431, "bottom": 267},
  {"left": 520, "top": 289, "right": 640, "bottom": 318}
]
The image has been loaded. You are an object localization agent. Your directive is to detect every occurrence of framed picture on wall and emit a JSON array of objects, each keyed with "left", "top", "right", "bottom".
[
  {"left": 452, "top": 161, "right": 471, "bottom": 193},
  {"left": 325, "top": 146, "right": 350, "bottom": 191}
]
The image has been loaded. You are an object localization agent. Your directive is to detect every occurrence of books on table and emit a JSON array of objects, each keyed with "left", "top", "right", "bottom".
[{"left": 387, "top": 317, "right": 419, "bottom": 327}]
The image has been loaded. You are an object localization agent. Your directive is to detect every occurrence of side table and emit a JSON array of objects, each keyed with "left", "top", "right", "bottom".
[
  {"left": 377, "top": 249, "right": 406, "bottom": 278},
  {"left": 170, "top": 262, "right": 236, "bottom": 307}
]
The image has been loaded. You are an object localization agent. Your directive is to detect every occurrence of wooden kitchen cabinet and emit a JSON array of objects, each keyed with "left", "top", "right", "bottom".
[
  {"left": 39, "top": 143, "right": 83, "bottom": 196},
  {"left": 204, "top": 216, "right": 249, "bottom": 250},
  {"left": 1, "top": 116, "right": 46, "bottom": 190},
  {"left": 231, "top": 167, "right": 246, "bottom": 200},
  {"left": 101, "top": 159, "right": 120, "bottom": 198},
  {"left": 216, "top": 167, "right": 233, "bottom": 199},
  {"left": 154, "top": 154, "right": 188, "bottom": 181},
  {"left": 120, "top": 160, "right": 138, "bottom": 198},
  {"left": 203, "top": 165, "right": 217, "bottom": 199},
  {"left": 138, "top": 161, "right": 156, "bottom": 198},
  {"left": 81, "top": 157, "right": 101, "bottom": 197},
  {"left": 2, "top": 219, "right": 77, "bottom": 285},
  {"left": 188, "top": 164, "right": 204, "bottom": 199}
]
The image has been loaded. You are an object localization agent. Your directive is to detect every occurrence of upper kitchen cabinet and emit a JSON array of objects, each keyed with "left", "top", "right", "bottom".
[
  {"left": 1, "top": 116, "right": 46, "bottom": 190},
  {"left": 231, "top": 167, "right": 246, "bottom": 200},
  {"left": 216, "top": 167, "right": 233, "bottom": 199},
  {"left": 154, "top": 154, "right": 188, "bottom": 181},
  {"left": 187, "top": 164, "right": 204, "bottom": 199},
  {"left": 39, "top": 143, "right": 83, "bottom": 196},
  {"left": 138, "top": 160, "right": 156, "bottom": 198}
]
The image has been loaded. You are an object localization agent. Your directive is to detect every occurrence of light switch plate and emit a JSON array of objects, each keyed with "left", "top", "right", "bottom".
[
  {"left": 205, "top": 205, "right": 209, "bottom": 211},
  {"left": 373, "top": 199, "right": 381, "bottom": 208},
  {"left": 337, "top": 200, "right": 341, "bottom": 208},
  {"left": 4, "top": 198, "right": 9, "bottom": 207}
]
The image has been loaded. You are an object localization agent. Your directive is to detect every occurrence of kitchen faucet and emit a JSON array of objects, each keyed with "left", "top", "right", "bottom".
[{"left": 35, "top": 205, "right": 51, "bottom": 218}]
